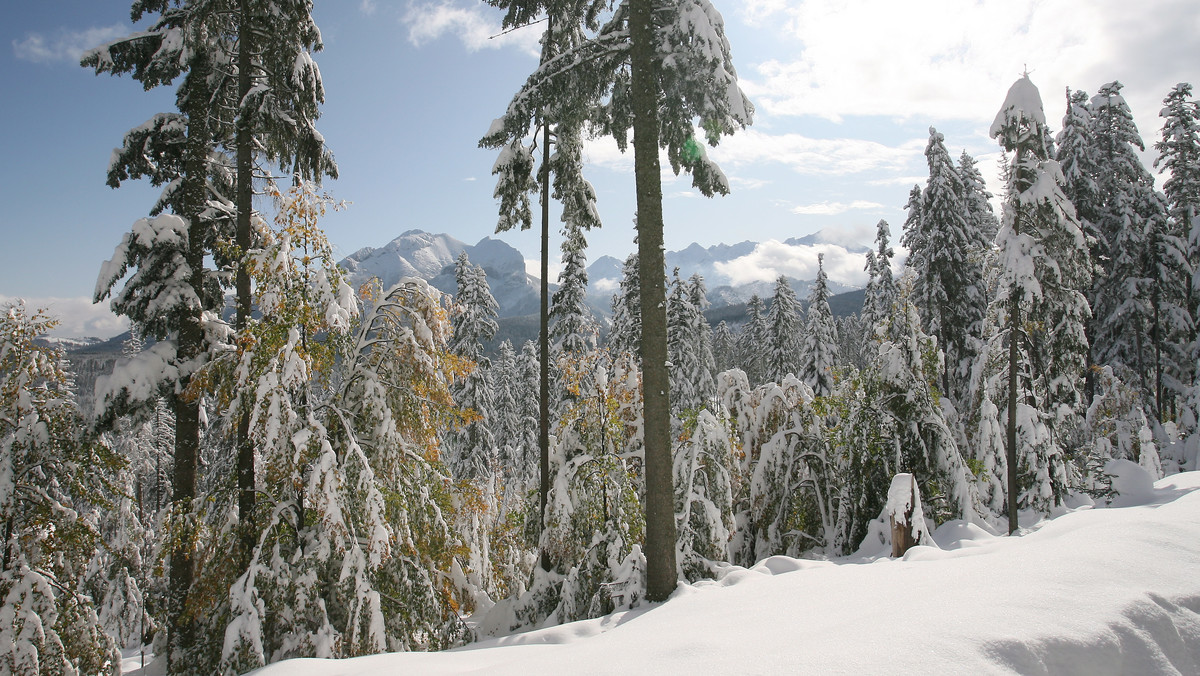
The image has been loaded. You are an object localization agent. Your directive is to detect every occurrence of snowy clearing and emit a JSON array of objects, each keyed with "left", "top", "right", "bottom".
[{"left": 238, "top": 470, "right": 1200, "bottom": 675}]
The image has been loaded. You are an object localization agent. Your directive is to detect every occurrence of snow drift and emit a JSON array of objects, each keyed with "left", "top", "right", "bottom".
[{"left": 239, "top": 469, "right": 1200, "bottom": 675}]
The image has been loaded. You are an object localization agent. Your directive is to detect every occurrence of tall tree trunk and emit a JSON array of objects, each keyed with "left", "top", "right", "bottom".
[
  {"left": 1006, "top": 290, "right": 1020, "bottom": 535},
  {"left": 168, "top": 46, "right": 211, "bottom": 675},
  {"left": 538, "top": 114, "right": 552, "bottom": 572},
  {"left": 630, "top": 0, "right": 677, "bottom": 602},
  {"left": 537, "top": 16, "right": 553, "bottom": 573},
  {"left": 236, "top": 0, "right": 256, "bottom": 563}
]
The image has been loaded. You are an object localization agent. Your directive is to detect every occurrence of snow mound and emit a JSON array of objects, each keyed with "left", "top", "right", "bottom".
[{"left": 250, "top": 472, "right": 1200, "bottom": 675}]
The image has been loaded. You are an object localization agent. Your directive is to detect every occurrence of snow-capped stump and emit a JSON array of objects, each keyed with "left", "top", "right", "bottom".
[{"left": 887, "top": 473, "right": 932, "bottom": 557}]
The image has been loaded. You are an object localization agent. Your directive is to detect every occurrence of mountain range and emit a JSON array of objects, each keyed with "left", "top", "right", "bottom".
[{"left": 338, "top": 229, "right": 866, "bottom": 322}]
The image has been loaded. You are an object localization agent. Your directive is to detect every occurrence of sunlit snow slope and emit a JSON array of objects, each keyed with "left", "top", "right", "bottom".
[{"left": 250, "top": 471, "right": 1200, "bottom": 675}]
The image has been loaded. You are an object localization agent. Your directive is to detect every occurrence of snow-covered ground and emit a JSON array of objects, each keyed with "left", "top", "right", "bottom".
[{"left": 231, "top": 468, "right": 1200, "bottom": 675}]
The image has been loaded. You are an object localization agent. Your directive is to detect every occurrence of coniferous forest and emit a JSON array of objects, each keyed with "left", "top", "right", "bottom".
[{"left": 2, "top": 1, "right": 1199, "bottom": 674}]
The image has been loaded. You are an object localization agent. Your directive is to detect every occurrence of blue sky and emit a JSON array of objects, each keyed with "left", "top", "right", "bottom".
[{"left": 2, "top": 0, "right": 1197, "bottom": 336}]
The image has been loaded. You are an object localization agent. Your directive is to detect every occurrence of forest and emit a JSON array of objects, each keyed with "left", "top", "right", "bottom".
[{"left": 1, "top": 0, "right": 1198, "bottom": 675}]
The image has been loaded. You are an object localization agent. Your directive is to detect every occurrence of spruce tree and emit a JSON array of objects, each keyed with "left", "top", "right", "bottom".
[
  {"left": 738, "top": 294, "right": 769, "bottom": 385},
  {"left": 801, "top": 254, "right": 840, "bottom": 397},
  {"left": 907, "top": 127, "right": 987, "bottom": 408},
  {"left": 989, "top": 74, "right": 1081, "bottom": 529},
  {"left": 550, "top": 223, "right": 599, "bottom": 354},
  {"left": 0, "top": 303, "right": 121, "bottom": 674},
  {"left": 861, "top": 219, "right": 897, "bottom": 335},
  {"left": 448, "top": 253, "right": 500, "bottom": 481},
  {"left": 225, "top": 0, "right": 336, "bottom": 562},
  {"left": 84, "top": 5, "right": 234, "bottom": 664},
  {"left": 766, "top": 276, "right": 804, "bottom": 383},
  {"left": 666, "top": 270, "right": 714, "bottom": 411},
  {"left": 688, "top": 274, "right": 717, "bottom": 405},
  {"left": 1154, "top": 82, "right": 1200, "bottom": 431},
  {"left": 1090, "top": 82, "right": 1190, "bottom": 419},
  {"left": 712, "top": 320, "right": 739, "bottom": 375},
  {"left": 960, "top": 150, "right": 1000, "bottom": 245},
  {"left": 608, "top": 253, "right": 642, "bottom": 361}
]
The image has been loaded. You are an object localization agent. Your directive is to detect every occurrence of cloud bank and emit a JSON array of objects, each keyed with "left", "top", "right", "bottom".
[
  {"left": 714, "top": 240, "right": 870, "bottom": 287},
  {"left": 1, "top": 295, "right": 128, "bottom": 339}
]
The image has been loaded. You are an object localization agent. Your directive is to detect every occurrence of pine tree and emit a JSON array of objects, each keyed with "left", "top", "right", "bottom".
[
  {"left": 766, "top": 276, "right": 804, "bottom": 383},
  {"left": 608, "top": 253, "right": 642, "bottom": 361},
  {"left": 801, "top": 255, "right": 840, "bottom": 397},
  {"left": 1154, "top": 82, "right": 1200, "bottom": 439},
  {"left": 689, "top": 274, "right": 717, "bottom": 406},
  {"left": 959, "top": 150, "right": 1000, "bottom": 245},
  {"left": 84, "top": 5, "right": 241, "bottom": 664},
  {"left": 550, "top": 223, "right": 598, "bottom": 354},
  {"left": 989, "top": 74, "right": 1080, "bottom": 528},
  {"left": 861, "top": 219, "right": 897, "bottom": 332},
  {"left": 738, "top": 294, "right": 769, "bottom": 385},
  {"left": 1090, "top": 82, "right": 1190, "bottom": 420},
  {"left": 712, "top": 321, "right": 738, "bottom": 375},
  {"left": 448, "top": 252, "right": 500, "bottom": 481},
  {"left": 906, "top": 127, "right": 987, "bottom": 408}
]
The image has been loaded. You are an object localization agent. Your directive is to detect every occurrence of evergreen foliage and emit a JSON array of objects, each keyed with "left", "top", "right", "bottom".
[
  {"left": 550, "top": 224, "right": 598, "bottom": 355},
  {"left": 0, "top": 303, "right": 122, "bottom": 675},
  {"left": 765, "top": 277, "right": 804, "bottom": 384},
  {"left": 738, "top": 295, "right": 769, "bottom": 386},
  {"left": 800, "top": 255, "right": 839, "bottom": 397},
  {"left": 608, "top": 253, "right": 642, "bottom": 362},
  {"left": 447, "top": 253, "right": 500, "bottom": 482}
]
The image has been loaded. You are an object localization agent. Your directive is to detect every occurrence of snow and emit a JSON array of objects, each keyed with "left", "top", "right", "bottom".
[
  {"left": 990, "top": 75, "right": 1047, "bottom": 138},
  {"left": 249, "top": 472, "right": 1200, "bottom": 675}
]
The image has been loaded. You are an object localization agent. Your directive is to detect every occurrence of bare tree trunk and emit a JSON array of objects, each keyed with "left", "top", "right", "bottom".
[
  {"left": 538, "top": 108, "right": 552, "bottom": 573},
  {"left": 536, "top": 16, "right": 554, "bottom": 574},
  {"left": 1006, "top": 290, "right": 1020, "bottom": 535},
  {"left": 630, "top": 0, "right": 677, "bottom": 602},
  {"left": 236, "top": 0, "right": 256, "bottom": 563}
]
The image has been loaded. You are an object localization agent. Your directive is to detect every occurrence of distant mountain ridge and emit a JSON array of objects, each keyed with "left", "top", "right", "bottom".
[
  {"left": 339, "top": 230, "right": 541, "bottom": 317},
  {"left": 340, "top": 229, "right": 867, "bottom": 321}
]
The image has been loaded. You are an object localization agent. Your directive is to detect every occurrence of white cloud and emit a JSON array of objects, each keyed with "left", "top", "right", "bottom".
[
  {"left": 807, "top": 223, "right": 877, "bottom": 249},
  {"left": 360, "top": 0, "right": 379, "bottom": 15},
  {"left": 593, "top": 277, "right": 619, "bottom": 293},
  {"left": 0, "top": 295, "right": 128, "bottom": 339},
  {"left": 709, "top": 129, "right": 925, "bottom": 176},
  {"left": 736, "top": 0, "right": 1199, "bottom": 140},
  {"left": 714, "top": 240, "right": 869, "bottom": 287},
  {"left": 791, "top": 200, "right": 884, "bottom": 216},
  {"left": 728, "top": 176, "right": 770, "bottom": 190},
  {"left": 525, "top": 259, "right": 563, "bottom": 281},
  {"left": 12, "top": 24, "right": 127, "bottom": 64},
  {"left": 403, "top": 2, "right": 541, "bottom": 55}
]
